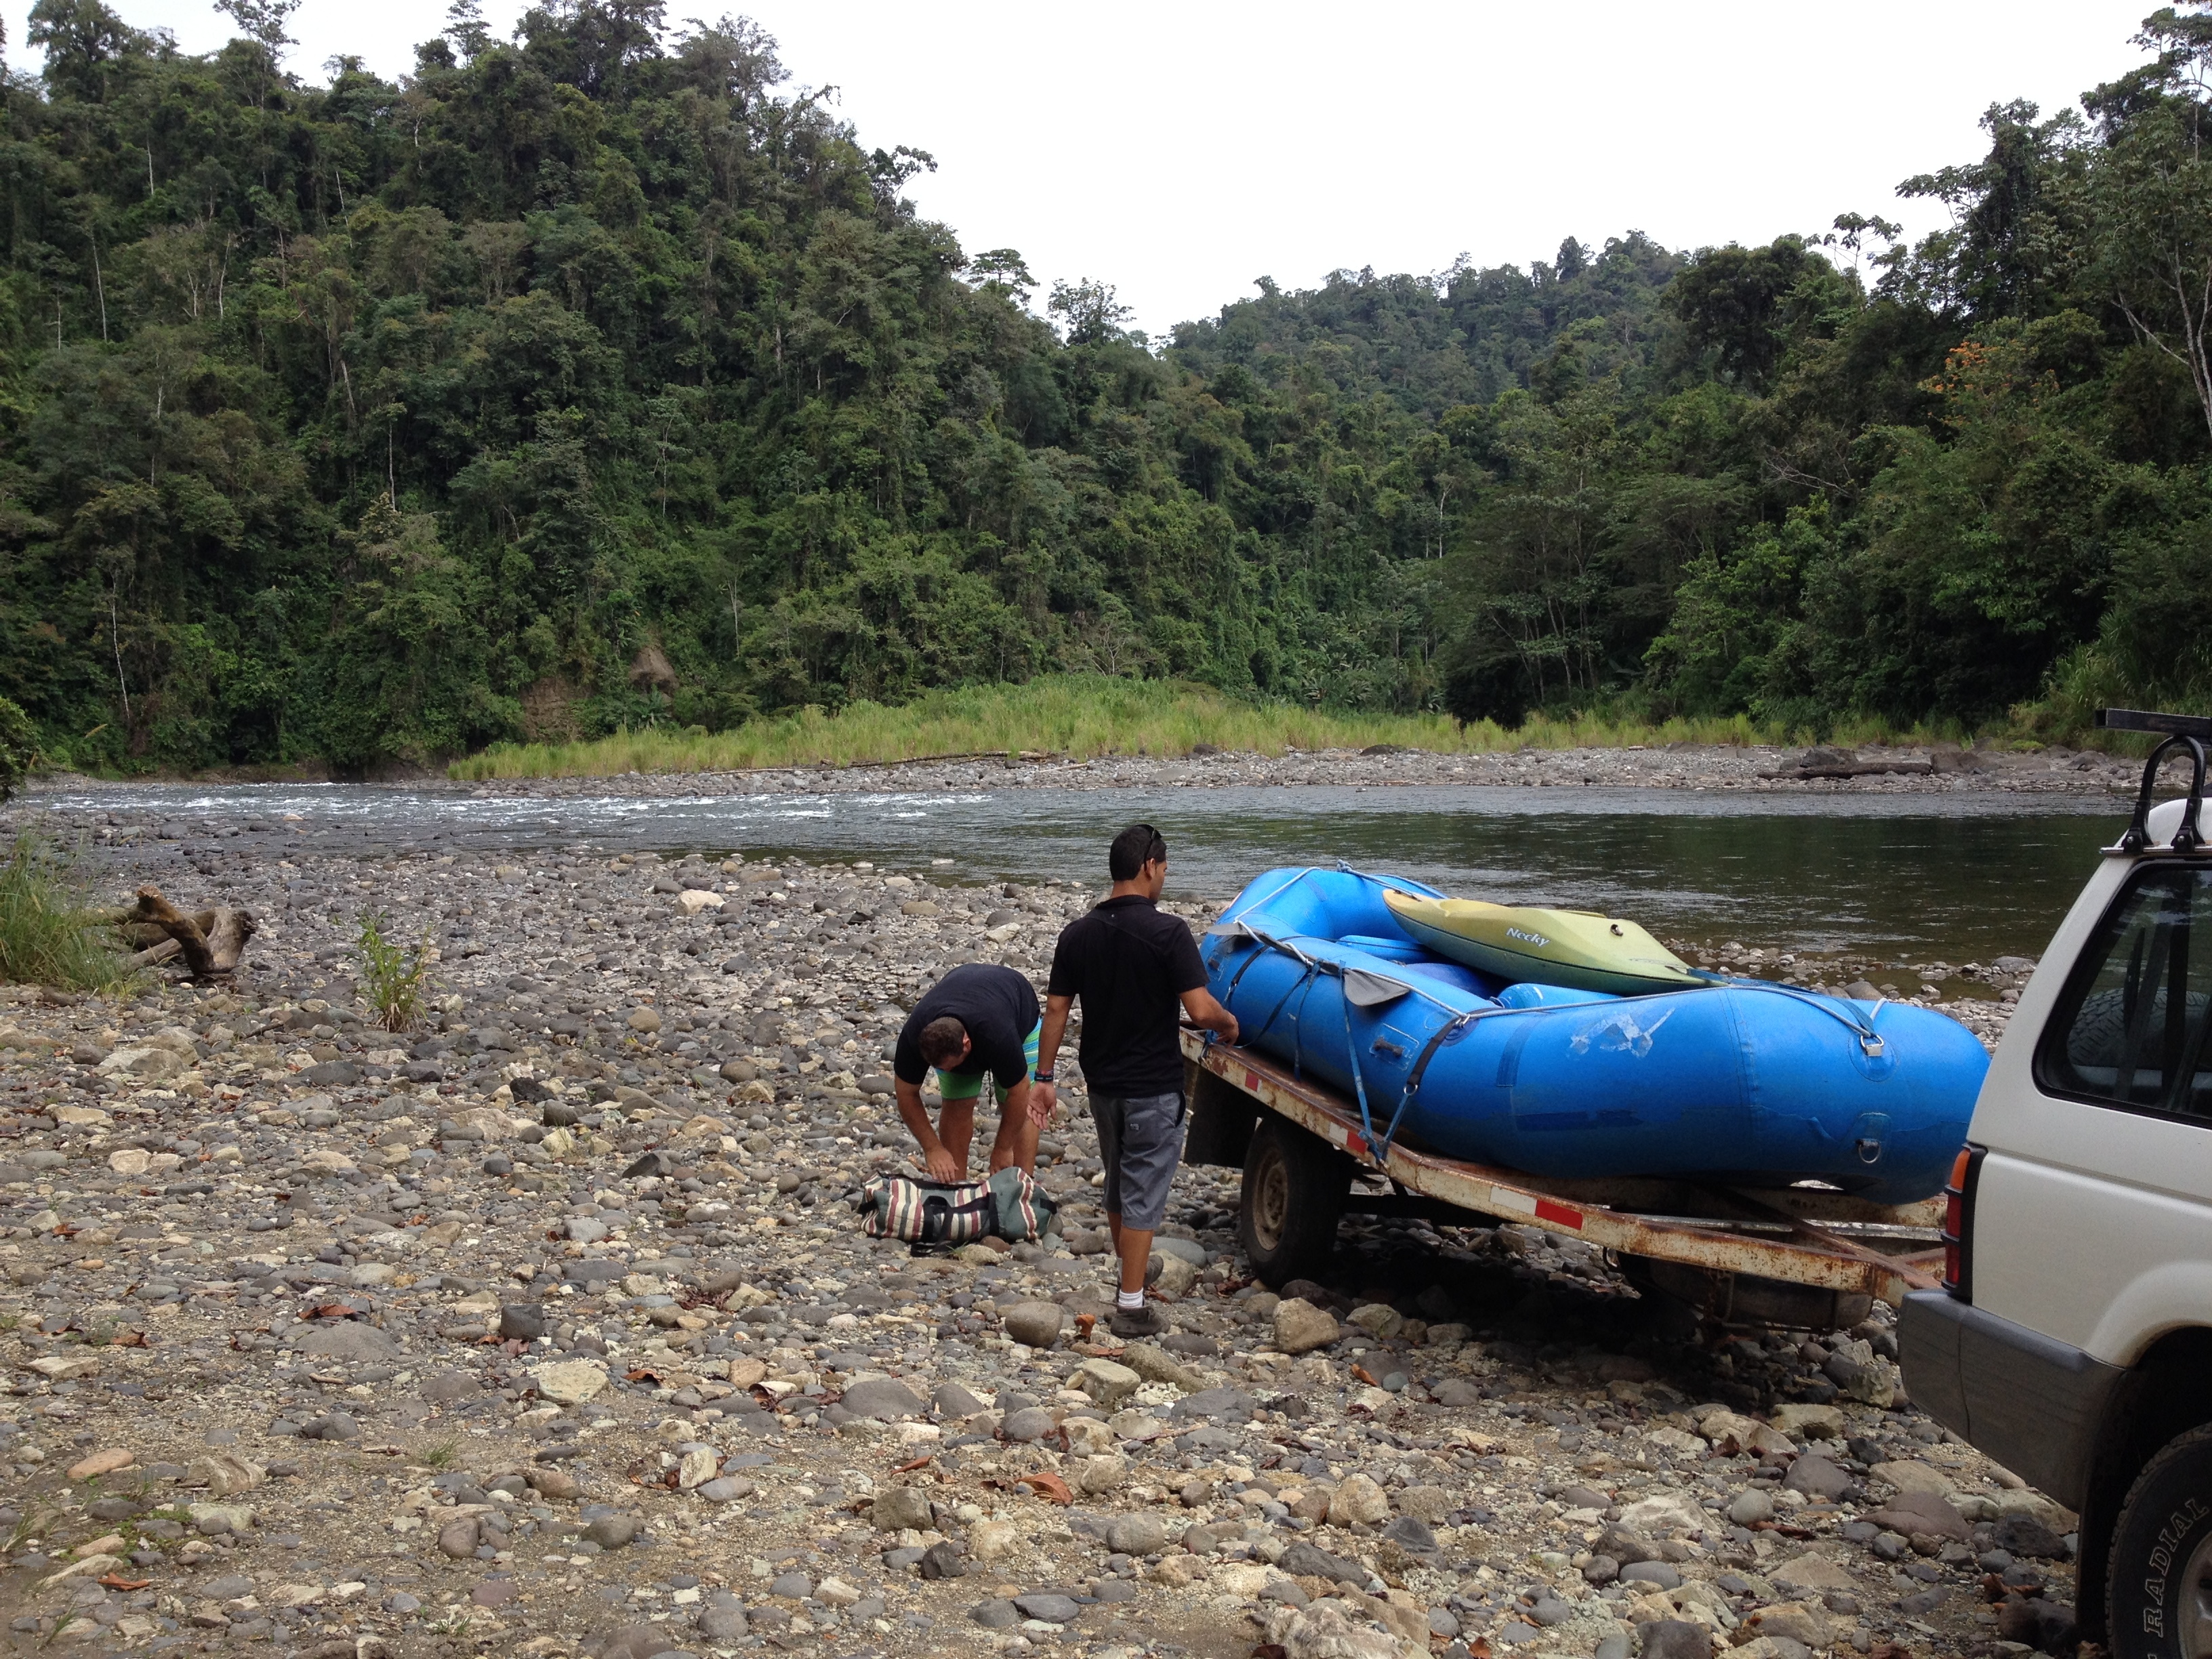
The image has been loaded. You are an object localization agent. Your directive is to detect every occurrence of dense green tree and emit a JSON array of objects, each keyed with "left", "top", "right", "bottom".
[{"left": 6, "top": 1, "right": 2212, "bottom": 769}]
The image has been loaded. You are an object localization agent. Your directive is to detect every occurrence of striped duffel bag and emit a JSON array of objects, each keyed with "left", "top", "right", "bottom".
[{"left": 855, "top": 1174, "right": 996, "bottom": 1244}]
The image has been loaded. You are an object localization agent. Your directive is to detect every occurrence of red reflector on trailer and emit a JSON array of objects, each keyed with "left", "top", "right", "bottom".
[{"left": 1534, "top": 1198, "right": 1584, "bottom": 1230}]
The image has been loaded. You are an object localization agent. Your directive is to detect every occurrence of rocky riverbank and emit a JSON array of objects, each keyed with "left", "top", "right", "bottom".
[
  {"left": 445, "top": 741, "right": 2137, "bottom": 800},
  {"left": 0, "top": 833, "right": 2064, "bottom": 1659}
]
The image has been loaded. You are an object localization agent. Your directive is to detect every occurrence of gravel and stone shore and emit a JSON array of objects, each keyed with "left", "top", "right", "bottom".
[
  {"left": 0, "top": 808, "right": 2070, "bottom": 1659},
  {"left": 450, "top": 741, "right": 2139, "bottom": 801}
]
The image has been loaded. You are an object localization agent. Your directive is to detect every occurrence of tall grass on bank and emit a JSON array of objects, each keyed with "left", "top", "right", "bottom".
[
  {"left": 450, "top": 676, "right": 1957, "bottom": 781},
  {"left": 0, "top": 836, "right": 132, "bottom": 991}
]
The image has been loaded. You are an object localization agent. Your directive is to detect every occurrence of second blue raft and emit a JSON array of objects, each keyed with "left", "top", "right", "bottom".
[{"left": 1202, "top": 867, "right": 1988, "bottom": 1205}]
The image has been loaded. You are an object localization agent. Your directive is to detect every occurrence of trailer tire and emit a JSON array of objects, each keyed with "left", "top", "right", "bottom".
[{"left": 1238, "top": 1116, "right": 1351, "bottom": 1286}]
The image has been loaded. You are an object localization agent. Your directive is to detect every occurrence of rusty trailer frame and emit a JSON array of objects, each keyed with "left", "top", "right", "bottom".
[{"left": 1181, "top": 1030, "right": 1944, "bottom": 1307}]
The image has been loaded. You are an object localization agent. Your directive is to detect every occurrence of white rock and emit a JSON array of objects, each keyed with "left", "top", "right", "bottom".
[
  {"left": 532, "top": 1359, "right": 609, "bottom": 1405},
  {"left": 97, "top": 1046, "right": 182, "bottom": 1081},
  {"left": 1328, "top": 1472, "right": 1391, "bottom": 1526},
  {"left": 187, "top": 1454, "right": 266, "bottom": 1496},
  {"left": 1620, "top": 1490, "right": 1708, "bottom": 1536},
  {"left": 677, "top": 1448, "right": 718, "bottom": 1490}
]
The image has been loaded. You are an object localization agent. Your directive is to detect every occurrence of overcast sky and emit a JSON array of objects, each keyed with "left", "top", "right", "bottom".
[{"left": 2, "top": 0, "right": 2157, "bottom": 337}]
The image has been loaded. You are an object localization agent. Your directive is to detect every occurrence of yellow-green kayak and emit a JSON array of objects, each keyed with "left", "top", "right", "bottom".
[{"left": 1382, "top": 890, "right": 1704, "bottom": 996}]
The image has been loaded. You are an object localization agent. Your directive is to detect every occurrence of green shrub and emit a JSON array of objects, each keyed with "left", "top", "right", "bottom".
[
  {"left": 0, "top": 698, "right": 37, "bottom": 802},
  {"left": 356, "top": 910, "right": 433, "bottom": 1032}
]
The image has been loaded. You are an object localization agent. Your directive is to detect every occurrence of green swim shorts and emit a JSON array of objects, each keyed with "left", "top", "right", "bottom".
[{"left": 937, "top": 1021, "right": 1042, "bottom": 1104}]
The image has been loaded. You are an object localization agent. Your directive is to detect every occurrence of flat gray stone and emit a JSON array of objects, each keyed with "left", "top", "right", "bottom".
[
  {"left": 293, "top": 1322, "right": 401, "bottom": 1361},
  {"left": 1002, "top": 1407, "right": 1057, "bottom": 1443},
  {"left": 1641, "top": 1621, "right": 1713, "bottom": 1659},
  {"left": 933, "top": 1382, "right": 987, "bottom": 1417},
  {"left": 1277, "top": 1540, "right": 1364, "bottom": 1584},
  {"left": 874, "top": 1486, "right": 934, "bottom": 1531},
  {"left": 1106, "top": 1513, "right": 1166, "bottom": 1555},
  {"left": 1014, "top": 1593, "right": 1080, "bottom": 1623},
  {"left": 1172, "top": 1386, "right": 1252, "bottom": 1420},
  {"left": 1002, "top": 1302, "right": 1064, "bottom": 1348},
  {"left": 1381, "top": 1514, "right": 1437, "bottom": 1553},
  {"left": 583, "top": 1515, "right": 638, "bottom": 1549},
  {"left": 841, "top": 1377, "right": 926, "bottom": 1420},
  {"left": 970, "top": 1600, "right": 1019, "bottom": 1628},
  {"left": 1727, "top": 1488, "right": 1775, "bottom": 1526},
  {"left": 1529, "top": 1595, "right": 1576, "bottom": 1626},
  {"left": 1783, "top": 1453, "right": 1852, "bottom": 1500}
]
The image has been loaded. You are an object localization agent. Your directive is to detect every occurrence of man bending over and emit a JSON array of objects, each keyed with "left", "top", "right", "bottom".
[
  {"left": 891, "top": 961, "right": 1042, "bottom": 1182},
  {"left": 1031, "top": 824, "right": 1239, "bottom": 1338}
]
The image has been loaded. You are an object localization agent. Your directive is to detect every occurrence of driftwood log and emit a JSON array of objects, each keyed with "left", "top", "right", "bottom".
[{"left": 119, "top": 888, "right": 257, "bottom": 980}]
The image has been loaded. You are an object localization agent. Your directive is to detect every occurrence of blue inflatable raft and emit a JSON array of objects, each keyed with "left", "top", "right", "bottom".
[{"left": 1202, "top": 867, "right": 1988, "bottom": 1205}]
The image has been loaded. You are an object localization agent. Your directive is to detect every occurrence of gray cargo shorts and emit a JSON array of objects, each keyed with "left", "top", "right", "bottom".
[{"left": 1089, "top": 1090, "right": 1185, "bottom": 1231}]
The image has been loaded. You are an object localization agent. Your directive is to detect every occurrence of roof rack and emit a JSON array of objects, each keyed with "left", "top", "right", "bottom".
[
  {"left": 2103, "top": 710, "right": 2210, "bottom": 855},
  {"left": 2100, "top": 707, "right": 2212, "bottom": 741}
]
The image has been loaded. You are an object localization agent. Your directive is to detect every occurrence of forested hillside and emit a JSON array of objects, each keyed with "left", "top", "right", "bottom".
[{"left": 3, "top": 0, "right": 2212, "bottom": 771}]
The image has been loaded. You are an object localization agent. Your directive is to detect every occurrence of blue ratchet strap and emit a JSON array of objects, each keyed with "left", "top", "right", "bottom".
[
  {"left": 1237, "top": 930, "right": 1321, "bottom": 1054},
  {"left": 1288, "top": 968, "right": 1325, "bottom": 1080},
  {"left": 1337, "top": 981, "right": 1397, "bottom": 1164}
]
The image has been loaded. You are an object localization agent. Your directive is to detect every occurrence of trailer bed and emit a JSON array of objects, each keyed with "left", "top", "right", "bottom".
[{"left": 1180, "top": 1029, "right": 1944, "bottom": 1309}]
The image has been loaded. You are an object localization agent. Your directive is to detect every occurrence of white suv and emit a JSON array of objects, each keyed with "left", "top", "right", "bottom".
[{"left": 1902, "top": 713, "right": 2212, "bottom": 1659}]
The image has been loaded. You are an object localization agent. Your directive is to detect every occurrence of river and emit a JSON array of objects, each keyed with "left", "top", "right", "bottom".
[{"left": 27, "top": 779, "right": 2129, "bottom": 965}]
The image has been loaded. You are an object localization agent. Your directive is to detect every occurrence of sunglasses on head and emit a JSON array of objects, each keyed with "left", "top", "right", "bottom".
[{"left": 1131, "top": 824, "right": 1166, "bottom": 864}]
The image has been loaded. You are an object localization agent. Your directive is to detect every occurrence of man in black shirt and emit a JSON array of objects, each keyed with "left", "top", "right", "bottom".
[
  {"left": 1033, "top": 823, "right": 1238, "bottom": 1338},
  {"left": 890, "top": 962, "right": 1042, "bottom": 1181}
]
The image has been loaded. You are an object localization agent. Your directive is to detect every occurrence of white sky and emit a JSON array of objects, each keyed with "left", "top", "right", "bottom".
[{"left": 3, "top": 0, "right": 2156, "bottom": 337}]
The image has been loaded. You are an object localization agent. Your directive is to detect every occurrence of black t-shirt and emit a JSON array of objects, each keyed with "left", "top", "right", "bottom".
[
  {"left": 1046, "top": 896, "right": 1208, "bottom": 1095},
  {"left": 893, "top": 963, "right": 1040, "bottom": 1089}
]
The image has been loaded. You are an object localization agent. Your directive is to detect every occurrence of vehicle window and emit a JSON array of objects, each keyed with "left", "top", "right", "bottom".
[{"left": 2038, "top": 865, "right": 2212, "bottom": 1119}]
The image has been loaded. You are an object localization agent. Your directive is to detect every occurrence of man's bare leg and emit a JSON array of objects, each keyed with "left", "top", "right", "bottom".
[
  {"left": 987, "top": 1105, "right": 1040, "bottom": 1175},
  {"left": 935, "top": 1101, "right": 977, "bottom": 1176}
]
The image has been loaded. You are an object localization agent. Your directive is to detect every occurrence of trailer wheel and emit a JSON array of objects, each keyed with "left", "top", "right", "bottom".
[{"left": 1238, "top": 1117, "right": 1351, "bottom": 1286}]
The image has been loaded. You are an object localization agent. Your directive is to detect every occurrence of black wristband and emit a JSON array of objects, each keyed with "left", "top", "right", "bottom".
[{"left": 1033, "top": 1071, "right": 1055, "bottom": 1082}]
